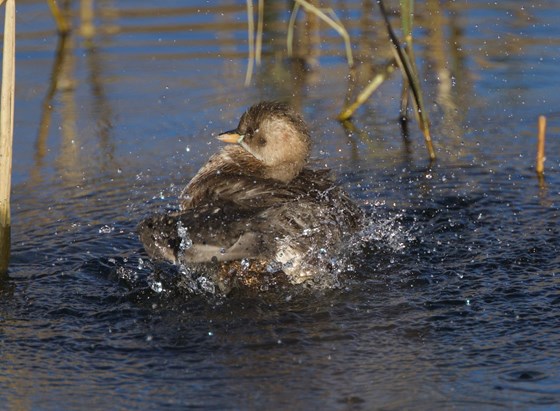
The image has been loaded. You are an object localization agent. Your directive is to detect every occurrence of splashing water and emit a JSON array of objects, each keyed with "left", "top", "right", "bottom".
[
  {"left": 356, "top": 211, "right": 416, "bottom": 253},
  {"left": 139, "top": 205, "right": 416, "bottom": 297},
  {"left": 176, "top": 221, "right": 193, "bottom": 252}
]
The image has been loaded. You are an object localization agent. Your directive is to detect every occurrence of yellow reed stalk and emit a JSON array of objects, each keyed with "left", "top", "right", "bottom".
[
  {"left": 536, "top": 115, "right": 546, "bottom": 175},
  {"left": 244, "top": 0, "right": 255, "bottom": 86},
  {"left": 338, "top": 60, "right": 397, "bottom": 121},
  {"left": 255, "top": 0, "right": 264, "bottom": 66},
  {"left": 80, "top": 0, "right": 95, "bottom": 39},
  {"left": 47, "top": 0, "right": 71, "bottom": 35},
  {"left": 0, "top": 0, "right": 16, "bottom": 273}
]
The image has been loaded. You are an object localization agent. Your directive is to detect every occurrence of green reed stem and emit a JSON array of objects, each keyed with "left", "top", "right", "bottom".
[
  {"left": 400, "top": 0, "right": 414, "bottom": 40},
  {"left": 378, "top": 0, "right": 435, "bottom": 160}
]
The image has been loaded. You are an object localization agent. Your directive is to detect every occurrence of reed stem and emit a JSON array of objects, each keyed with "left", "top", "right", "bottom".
[
  {"left": 338, "top": 60, "right": 397, "bottom": 121},
  {"left": 47, "top": 0, "right": 71, "bottom": 35},
  {"left": 287, "top": 2, "right": 301, "bottom": 58},
  {"left": 399, "top": 0, "right": 413, "bottom": 121},
  {"left": 536, "top": 115, "right": 546, "bottom": 175},
  {"left": 0, "top": 0, "right": 16, "bottom": 274},
  {"left": 378, "top": 0, "right": 435, "bottom": 160},
  {"left": 244, "top": 0, "right": 255, "bottom": 86},
  {"left": 293, "top": 0, "right": 353, "bottom": 67},
  {"left": 80, "top": 0, "right": 95, "bottom": 38},
  {"left": 255, "top": 0, "right": 264, "bottom": 66}
]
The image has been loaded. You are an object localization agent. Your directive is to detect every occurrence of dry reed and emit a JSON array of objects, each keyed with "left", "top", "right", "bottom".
[
  {"left": 338, "top": 60, "right": 397, "bottom": 120},
  {"left": 287, "top": 0, "right": 353, "bottom": 67},
  {"left": 0, "top": 0, "right": 16, "bottom": 273},
  {"left": 244, "top": 0, "right": 256, "bottom": 86},
  {"left": 536, "top": 115, "right": 546, "bottom": 175},
  {"left": 47, "top": 0, "right": 71, "bottom": 34}
]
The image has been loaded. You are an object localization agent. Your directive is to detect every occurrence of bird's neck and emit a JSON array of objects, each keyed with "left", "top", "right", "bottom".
[
  {"left": 262, "top": 160, "right": 305, "bottom": 183},
  {"left": 221, "top": 145, "right": 304, "bottom": 183}
]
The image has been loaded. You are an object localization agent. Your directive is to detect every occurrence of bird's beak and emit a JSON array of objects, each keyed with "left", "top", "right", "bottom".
[{"left": 217, "top": 130, "right": 244, "bottom": 144}]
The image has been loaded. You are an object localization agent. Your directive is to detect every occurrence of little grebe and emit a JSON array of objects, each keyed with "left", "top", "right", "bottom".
[{"left": 138, "top": 101, "right": 362, "bottom": 290}]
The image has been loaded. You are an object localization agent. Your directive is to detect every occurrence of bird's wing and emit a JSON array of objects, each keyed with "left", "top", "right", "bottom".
[
  {"left": 180, "top": 167, "right": 336, "bottom": 210},
  {"left": 138, "top": 200, "right": 275, "bottom": 264}
]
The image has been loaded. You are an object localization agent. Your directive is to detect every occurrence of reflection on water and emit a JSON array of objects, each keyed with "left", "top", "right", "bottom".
[{"left": 3, "top": 0, "right": 560, "bottom": 409}]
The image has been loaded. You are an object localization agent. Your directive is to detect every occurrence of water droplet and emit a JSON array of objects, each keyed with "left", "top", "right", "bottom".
[
  {"left": 177, "top": 221, "right": 193, "bottom": 251},
  {"left": 99, "top": 225, "right": 113, "bottom": 234},
  {"left": 150, "top": 281, "right": 163, "bottom": 293},
  {"left": 266, "top": 261, "right": 282, "bottom": 273},
  {"left": 197, "top": 276, "right": 215, "bottom": 294},
  {"left": 282, "top": 260, "right": 294, "bottom": 269}
]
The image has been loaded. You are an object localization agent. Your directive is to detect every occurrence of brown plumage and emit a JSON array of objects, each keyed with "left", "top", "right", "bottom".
[{"left": 138, "top": 101, "right": 362, "bottom": 291}]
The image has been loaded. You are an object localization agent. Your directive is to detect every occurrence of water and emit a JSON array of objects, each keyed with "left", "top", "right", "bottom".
[{"left": 2, "top": 0, "right": 560, "bottom": 409}]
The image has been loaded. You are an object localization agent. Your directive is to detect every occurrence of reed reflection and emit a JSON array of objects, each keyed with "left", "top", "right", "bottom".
[
  {"left": 84, "top": 35, "right": 116, "bottom": 173},
  {"left": 34, "top": 5, "right": 118, "bottom": 188},
  {"left": 424, "top": 0, "right": 464, "bottom": 160},
  {"left": 34, "top": 32, "right": 74, "bottom": 186}
]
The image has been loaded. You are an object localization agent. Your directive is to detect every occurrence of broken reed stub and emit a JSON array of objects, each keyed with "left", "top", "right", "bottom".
[{"left": 536, "top": 115, "right": 546, "bottom": 175}]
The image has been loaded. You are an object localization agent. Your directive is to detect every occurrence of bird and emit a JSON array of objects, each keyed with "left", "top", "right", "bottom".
[{"left": 138, "top": 101, "right": 362, "bottom": 293}]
